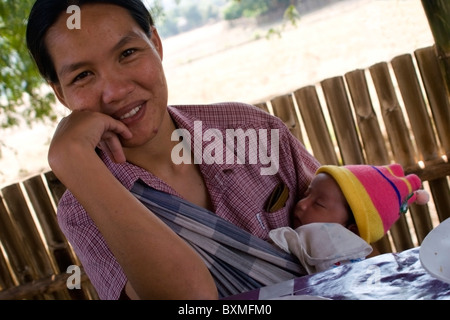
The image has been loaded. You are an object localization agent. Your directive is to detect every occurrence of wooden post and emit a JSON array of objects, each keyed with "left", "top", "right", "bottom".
[{"left": 421, "top": 0, "right": 450, "bottom": 99}]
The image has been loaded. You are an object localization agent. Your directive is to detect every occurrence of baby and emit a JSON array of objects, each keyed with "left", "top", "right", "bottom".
[{"left": 269, "top": 163, "right": 429, "bottom": 274}]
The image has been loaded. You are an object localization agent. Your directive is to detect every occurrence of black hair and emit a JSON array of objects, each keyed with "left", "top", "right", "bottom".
[{"left": 26, "top": 0, "right": 154, "bottom": 83}]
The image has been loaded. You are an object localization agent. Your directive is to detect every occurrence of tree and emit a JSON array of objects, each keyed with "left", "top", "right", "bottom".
[{"left": 0, "top": 0, "right": 56, "bottom": 128}]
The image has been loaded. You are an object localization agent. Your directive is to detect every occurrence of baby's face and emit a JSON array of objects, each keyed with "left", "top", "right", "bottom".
[{"left": 292, "top": 173, "right": 349, "bottom": 229}]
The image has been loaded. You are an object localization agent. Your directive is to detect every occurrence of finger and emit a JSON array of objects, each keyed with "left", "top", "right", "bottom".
[
  {"left": 97, "top": 141, "right": 115, "bottom": 160},
  {"left": 102, "top": 132, "right": 127, "bottom": 163},
  {"left": 105, "top": 119, "right": 133, "bottom": 141}
]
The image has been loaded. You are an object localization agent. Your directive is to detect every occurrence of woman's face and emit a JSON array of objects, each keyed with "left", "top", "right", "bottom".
[
  {"left": 45, "top": 3, "right": 169, "bottom": 148},
  {"left": 292, "top": 173, "right": 350, "bottom": 229}
]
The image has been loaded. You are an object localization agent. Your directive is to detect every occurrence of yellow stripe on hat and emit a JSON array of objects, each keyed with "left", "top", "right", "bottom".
[
  {"left": 317, "top": 166, "right": 384, "bottom": 243},
  {"left": 385, "top": 165, "right": 413, "bottom": 194}
]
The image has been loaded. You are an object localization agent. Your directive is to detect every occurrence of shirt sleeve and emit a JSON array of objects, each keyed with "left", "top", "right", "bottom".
[{"left": 57, "top": 191, "right": 127, "bottom": 300}]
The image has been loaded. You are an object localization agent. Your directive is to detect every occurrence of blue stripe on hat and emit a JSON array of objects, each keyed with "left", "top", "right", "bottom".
[{"left": 371, "top": 165, "right": 402, "bottom": 208}]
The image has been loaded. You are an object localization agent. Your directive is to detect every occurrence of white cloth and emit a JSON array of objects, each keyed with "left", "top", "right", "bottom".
[{"left": 269, "top": 223, "right": 373, "bottom": 274}]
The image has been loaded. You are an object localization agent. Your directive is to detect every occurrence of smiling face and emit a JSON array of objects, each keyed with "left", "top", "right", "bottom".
[
  {"left": 292, "top": 173, "right": 352, "bottom": 229},
  {"left": 45, "top": 3, "right": 169, "bottom": 149}
]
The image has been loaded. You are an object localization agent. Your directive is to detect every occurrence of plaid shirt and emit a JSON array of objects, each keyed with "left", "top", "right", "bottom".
[{"left": 57, "top": 102, "right": 320, "bottom": 299}]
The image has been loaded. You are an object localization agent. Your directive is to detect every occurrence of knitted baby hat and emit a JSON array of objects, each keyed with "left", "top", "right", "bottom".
[{"left": 316, "top": 164, "right": 429, "bottom": 244}]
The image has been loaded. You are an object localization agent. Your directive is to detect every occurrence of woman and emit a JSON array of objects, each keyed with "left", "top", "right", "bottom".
[{"left": 26, "top": 0, "right": 320, "bottom": 299}]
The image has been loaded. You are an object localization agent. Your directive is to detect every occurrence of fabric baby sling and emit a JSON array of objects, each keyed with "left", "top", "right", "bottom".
[{"left": 130, "top": 180, "right": 305, "bottom": 298}]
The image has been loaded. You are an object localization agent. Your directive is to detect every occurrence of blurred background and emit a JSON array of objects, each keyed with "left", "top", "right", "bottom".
[{"left": 0, "top": 0, "right": 434, "bottom": 187}]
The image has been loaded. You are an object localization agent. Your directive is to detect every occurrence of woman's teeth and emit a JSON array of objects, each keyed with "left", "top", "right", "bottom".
[{"left": 120, "top": 105, "right": 142, "bottom": 120}]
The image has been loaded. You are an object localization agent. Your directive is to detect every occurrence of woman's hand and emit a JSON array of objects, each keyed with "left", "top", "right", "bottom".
[{"left": 48, "top": 111, "right": 133, "bottom": 173}]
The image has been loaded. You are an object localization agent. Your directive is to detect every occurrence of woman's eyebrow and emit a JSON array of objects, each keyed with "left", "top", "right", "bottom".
[
  {"left": 60, "top": 61, "right": 89, "bottom": 78},
  {"left": 110, "top": 31, "right": 142, "bottom": 54}
]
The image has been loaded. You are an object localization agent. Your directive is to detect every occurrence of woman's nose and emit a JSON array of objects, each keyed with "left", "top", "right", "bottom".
[{"left": 101, "top": 72, "right": 135, "bottom": 104}]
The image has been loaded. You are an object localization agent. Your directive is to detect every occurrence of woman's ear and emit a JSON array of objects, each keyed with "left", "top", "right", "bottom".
[
  {"left": 150, "top": 26, "right": 163, "bottom": 60},
  {"left": 49, "top": 81, "right": 67, "bottom": 107}
]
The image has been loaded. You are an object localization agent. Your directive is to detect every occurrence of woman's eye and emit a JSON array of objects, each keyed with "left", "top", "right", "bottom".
[
  {"left": 121, "top": 48, "right": 136, "bottom": 59},
  {"left": 73, "top": 71, "right": 90, "bottom": 83}
]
